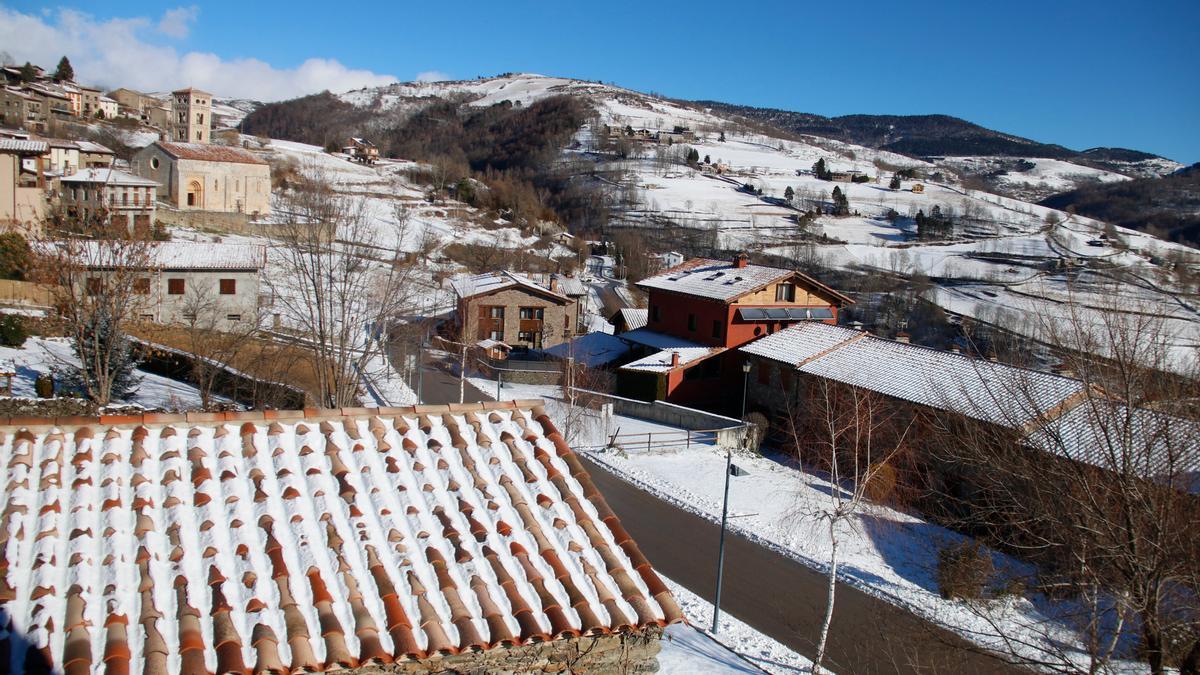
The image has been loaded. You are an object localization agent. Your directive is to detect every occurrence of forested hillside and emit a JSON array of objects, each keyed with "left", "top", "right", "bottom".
[{"left": 1040, "top": 165, "right": 1200, "bottom": 247}]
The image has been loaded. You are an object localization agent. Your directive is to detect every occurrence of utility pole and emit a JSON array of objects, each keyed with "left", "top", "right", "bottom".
[{"left": 416, "top": 342, "right": 423, "bottom": 404}]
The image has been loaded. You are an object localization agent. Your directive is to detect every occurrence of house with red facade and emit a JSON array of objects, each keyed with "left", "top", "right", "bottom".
[{"left": 616, "top": 254, "right": 853, "bottom": 410}]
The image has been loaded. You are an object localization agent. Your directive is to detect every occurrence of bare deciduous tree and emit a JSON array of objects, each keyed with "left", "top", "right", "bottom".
[
  {"left": 176, "top": 284, "right": 265, "bottom": 409},
  {"left": 271, "top": 168, "right": 422, "bottom": 407}
]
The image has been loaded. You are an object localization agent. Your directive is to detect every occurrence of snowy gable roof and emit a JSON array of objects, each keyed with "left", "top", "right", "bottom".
[
  {"left": 155, "top": 141, "right": 267, "bottom": 166},
  {"left": 637, "top": 257, "right": 852, "bottom": 304},
  {"left": 60, "top": 168, "right": 158, "bottom": 187},
  {"left": 0, "top": 402, "right": 683, "bottom": 673},
  {"left": 551, "top": 274, "right": 586, "bottom": 297},
  {"left": 449, "top": 271, "right": 569, "bottom": 303},
  {"left": 0, "top": 139, "right": 48, "bottom": 155},
  {"left": 617, "top": 329, "right": 724, "bottom": 373},
  {"left": 64, "top": 240, "right": 265, "bottom": 272},
  {"left": 616, "top": 308, "right": 648, "bottom": 332}
]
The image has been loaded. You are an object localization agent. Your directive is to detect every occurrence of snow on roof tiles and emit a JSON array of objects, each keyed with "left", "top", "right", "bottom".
[
  {"left": 0, "top": 402, "right": 682, "bottom": 673},
  {"left": 637, "top": 258, "right": 792, "bottom": 302},
  {"left": 551, "top": 274, "right": 586, "bottom": 297},
  {"left": 156, "top": 141, "right": 268, "bottom": 165},
  {"left": 0, "top": 139, "right": 48, "bottom": 154},
  {"left": 64, "top": 240, "right": 265, "bottom": 271},
  {"left": 616, "top": 329, "right": 724, "bottom": 372},
  {"left": 741, "top": 322, "right": 1082, "bottom": 428},
  {"left": 449, "top": 271, "right": 569, "bottom": 302},
  {"left": 60, "top": 168, "right": 158, "bottom": 187},
  {"left": 617, "top": 308, "right": 648, "bottom": 332}
]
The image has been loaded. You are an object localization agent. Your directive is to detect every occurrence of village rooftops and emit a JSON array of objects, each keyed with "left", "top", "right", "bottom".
[
  {"left": 450, "top": 271, "right": 570, "bottom": 302},
  {"left": 616, "top": 308, "right": 649, "bottom": 332},
  {"left": 74, "top": 140, "right": 114, "bottom": 155},
  {"left": 637, "top": 256, "right": 853, "bottom": 304},
  {"left": 154, "top": 141, "right": 268, "bottom": 165},
  {"left": 60, "top": 168, "right": 158, "bottom": 187},
  {"left": 0, "top": 400, "right": 682, "bottom": 673}
]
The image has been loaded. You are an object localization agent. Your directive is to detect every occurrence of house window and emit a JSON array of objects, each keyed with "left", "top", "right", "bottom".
[
  {"left": 687, "top": 313, "right": 696, "bottom": 331},
  {"left": 518, "top": 330, "right": 539, "bottom": 346},
  {"left": 519, "top": 307, "right": 544, "bottom": 321},
  {"left": 167, "top": 278, "right": 185, "bottom": 295},
  {"left": 219, "top": 278, "right": 236, "bottom": 295},
  {"left": 712, "top": 319, "right": 722, "bottom": 339},
  {"left": 133, "top": 278, "right": 150, "bottom": 295},
  {"left": 776, "top": 283, "right": 796, "bottom": 302},
  {"left": 481, "top": 306, "right": 504, "bottom": 319},
  {"left": 86, "top": 277, "right": 103, "bottom": 295},
  {"left": 487, "top": 330, "right": 503, "bottom": 341},
  {"left": 150, "top": 157, "right": 159, "bottom": 170},
  {"left": 226, "top": 314, "right": 242, "bottom": 322}
]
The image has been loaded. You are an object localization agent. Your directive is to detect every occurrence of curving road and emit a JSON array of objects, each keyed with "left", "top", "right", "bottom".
[{"left": 580, "top": 456, "right": 1023, "bottom": 674}]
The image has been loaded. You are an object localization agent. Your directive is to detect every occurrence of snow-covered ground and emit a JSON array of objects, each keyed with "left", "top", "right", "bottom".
[
  {"left": 658, "top": 574, "right": 815, "bottom": 674},
  {"left": 0, "top": 337, "right": 219, "bottom": 410}
]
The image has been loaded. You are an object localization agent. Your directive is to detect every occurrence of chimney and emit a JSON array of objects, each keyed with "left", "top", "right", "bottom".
[
  {"left": 734, "top": 253, "right": 749, "bottom": 269},
  {"left": 895, "top": 332, "right": 910, "bottom": 344},
  {"left": 670, "top": 351, "right": 681, "bottom": 368},
  {"left": 549, "top": 276, "right": 559, "bottom": 293},
  {"left": 948, "top": 344, "right": 961, "bottom": 354}
]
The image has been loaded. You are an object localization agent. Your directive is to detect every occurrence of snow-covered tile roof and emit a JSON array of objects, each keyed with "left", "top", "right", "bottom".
[
  {"left": 616, "top": 308, "right": 648, "bottom": 332},
  {"left": 741, "top": 322, "right": 864, "bottom": 366},
  {"left": 551, "top": 274, "right": 587, "bottom": 297},
  {"left": 60, "top": 167, "right": 158, "bottom": 187},
  {"left": 449, "top": 271, "right": 569, "bottom": 302},
  {"left": 74, "top": 140, "right": 114, "bottom": 154},
  {"left": 59, "top": 240, "right": 266, "bottom": 271},
  {"left": 637, "top": 258, "right": 792, "bottom": 302},
  {"left": 0, "top": 139, "right": 48, "bottom": 155},
  {"left": 1026, "top": 401, "right": 1200, "bottom": 484},
  {"left": 0, "top": 402, "right": 682, "bottom": 672},
  {"left": 741, "top": 322, "right": 1084, "bottom": 428},
  {"left": 620, "top": 346, "right": 725, "bottom": 373}
]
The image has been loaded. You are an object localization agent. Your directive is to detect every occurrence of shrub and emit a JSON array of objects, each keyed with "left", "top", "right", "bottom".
[
  {"left": 34, "top": 374, "right": 53, "bottom": 398},
  {"left": 0, "top": 232, "right": 31, "bottom": 280},
  {"left": 936, "top": 541, "right": 994, "bottom": 600},
  {"left": 0, "top": 315, "right": 27, "bottom": 347}
]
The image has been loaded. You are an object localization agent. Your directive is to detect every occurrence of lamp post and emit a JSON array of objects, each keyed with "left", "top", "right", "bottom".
[{"left": 713, "top": 360, "right": 754, "bottom": 635}]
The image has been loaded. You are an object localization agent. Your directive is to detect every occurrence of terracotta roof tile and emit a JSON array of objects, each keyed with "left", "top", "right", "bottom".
[{"left": 0, "top": 402, "right": 678, "bottom": 671}]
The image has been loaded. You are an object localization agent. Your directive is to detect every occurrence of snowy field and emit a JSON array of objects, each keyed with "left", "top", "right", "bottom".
[{"left": 0, "top": 337, "right": 218, "bottom": 410}]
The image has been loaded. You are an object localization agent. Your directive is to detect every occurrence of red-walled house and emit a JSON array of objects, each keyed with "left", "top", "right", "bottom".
[{"left": 616, "top": 254, "right": 853, "bottom": 410}]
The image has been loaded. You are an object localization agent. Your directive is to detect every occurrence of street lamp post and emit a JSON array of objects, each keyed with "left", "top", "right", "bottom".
[{"left": 713, "top": 361, "right": 754, "bottom": 635}]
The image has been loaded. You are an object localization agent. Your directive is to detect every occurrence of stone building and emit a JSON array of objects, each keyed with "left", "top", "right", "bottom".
[
  {"left": 132, "top": 141, "right": 271, "bottom": 215},
  {"left": 0, "top": 87, "right": 43, "bottom": 130},
  {"left": 451, "top": 271, "right": 579, "bottom": 349},
  {"left": 0, "top": 400, "right": 682, "bottom": 673},
  {"left": 171, "top": 86, "right": 212, "bottom": 143},
  {"left": 58, "top": 168, "right": 158, "bottom": 232}
]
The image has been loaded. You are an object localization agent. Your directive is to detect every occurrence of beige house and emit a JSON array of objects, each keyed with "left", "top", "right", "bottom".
[
  {"left": 0, "top": 87, "right": 45, "bottom": 132},
  {"left": 108, "top": 87, "right": 154, "bottom": 119},
  {"left": 80, "top": 240, "right": 266, "bottom": 326},
  {"left": 171, "top": 87, "right": 212, "bottom": 143},
  {"left": 59, "top": 168, "right": 158, "bottom": 233},
  {"left": 132, "top": 141, "right": 271, "bottom": 215},
  {"left": 451, "top": 271, "right": 578, "bottom": 349},
  {"left": 76, "top": 140, "right": 115, "bottom": 168},
  {"left": 44, "top": 138, "right": 80, "bottom": 176},
  {"left": 0, "top": 138, "right": 47, "bottom": 236},
  {"left": 96, "top": 95, "right": 118, "bottom": 119}
]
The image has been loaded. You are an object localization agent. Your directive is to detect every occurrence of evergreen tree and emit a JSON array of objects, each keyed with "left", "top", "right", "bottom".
[
  {"left": 813, "top": 158, "right": 832, "bottom": 181},
  {"left": 703, "top": 154, "right": 710, "bottom": 165},
  {"left": 53, "top": 56, "right": 74, "bottom": 82},
  {"left": 718, "top": 131, "right": 726, "bottom": 142},
  {"left": 784, "top": 186, "right": 795, "bottom": 202},
  {"left": 18, "top": 62, "right": 36, "bottom": 82},
  {"left": 54, "top": 307, "right": 141, "bottom": 403},
  {"left": 831, "top": 186, "right": 850, "bottom": 216},
  {"left": 889, "top": 174, "right": 902, "bottom": 190},
  {"left": 686, "top": 148, "right": 700, "bottom": 166}
]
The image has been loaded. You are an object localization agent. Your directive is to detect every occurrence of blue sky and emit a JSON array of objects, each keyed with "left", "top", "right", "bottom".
[{"left": 5, "top": 1, "right": 1198, "bottom": 162}]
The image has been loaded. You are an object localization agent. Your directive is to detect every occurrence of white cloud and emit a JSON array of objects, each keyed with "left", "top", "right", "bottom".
[
  {"left": 415, "top": 70, "right": 450, "bottom": 83},
  {"left": 0, "top": 6, "right": 398, "bottom": 100},
  {"left": 157, "top": 6, "right": 198, "bottom": 39}
]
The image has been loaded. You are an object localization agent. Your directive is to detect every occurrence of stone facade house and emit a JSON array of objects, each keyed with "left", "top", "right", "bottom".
[
  {"left": 76, "top": 140, "right": 115, "bottom": 168},
  {"left": 133, "top": 141, "right": 271, "bottom": 215},
  {"left": 0, "top": 400, "right": 683, "bottom": 673},
  {"left": 451, "top": 271, "right": 579, "bottom": 349},
  {"left": 58, "top": 168, "right": 158, "bottom": 232}
]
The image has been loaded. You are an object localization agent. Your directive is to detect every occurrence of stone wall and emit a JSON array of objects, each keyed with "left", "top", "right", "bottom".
[
  {"left": 353, "top": 627, "right": 665, "bottom": 674},
  {"left": 462, "top": 287, "right": 577, "bottom": 349},
  {"left": 570, "top": 388, "right": 751, "bottom": 450}
]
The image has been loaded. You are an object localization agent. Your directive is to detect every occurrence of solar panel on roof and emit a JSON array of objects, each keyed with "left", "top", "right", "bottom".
[
  {"left": 767, "top": 308, "right": 790, "bottom": 320},
  {"left": 738, "top": 308, "right": 766, "bottom": 320},
  {"left": 808, "top": 307, "right": 834, "bottom": 319}
]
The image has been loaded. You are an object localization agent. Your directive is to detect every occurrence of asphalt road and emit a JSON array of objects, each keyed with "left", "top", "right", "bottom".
[
  {"left": 579, "top": 456, "right": 1023, "bottom": 674},
  {"left": 389, "top": 344, "right": 490, "bottom": 405}
]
